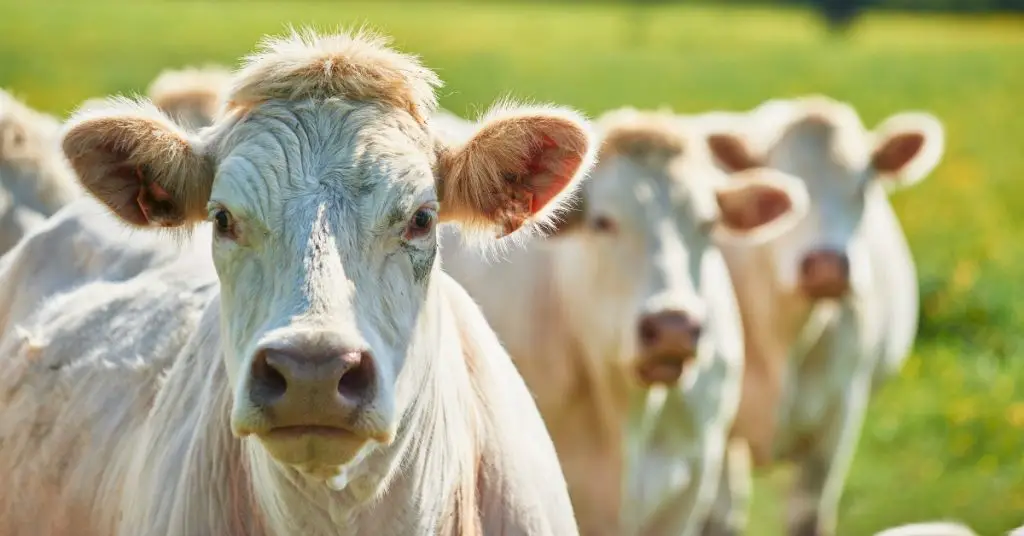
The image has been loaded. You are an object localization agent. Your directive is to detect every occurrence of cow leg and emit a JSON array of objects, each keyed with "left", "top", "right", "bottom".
[
  {"left": 787, "top": 374, "right": 871, "bottom": 536},
  {"left": 701, "top": 438, "right": 753, "bottom": 536}
]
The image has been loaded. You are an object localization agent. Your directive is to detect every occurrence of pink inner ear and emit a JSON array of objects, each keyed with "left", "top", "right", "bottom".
[
  {"left": 721, "top": 186, "right": 792, "bottom": 232},
  {"left": 873, "top": 132, "right": 925, "bottom": 175},
  {"left": 527, "top": 135, "right": 578, "bottom": 216},
  {"left": 135, "top": 168, "right": 178, "bottom": 227},
  {"left": 755, "top": 189, "right": 791, "bottom": 226}
]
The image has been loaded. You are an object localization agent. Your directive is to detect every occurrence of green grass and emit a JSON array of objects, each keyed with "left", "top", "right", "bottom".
[{"left": 2, "top": 1, "right": 1023, "bottom": 534}]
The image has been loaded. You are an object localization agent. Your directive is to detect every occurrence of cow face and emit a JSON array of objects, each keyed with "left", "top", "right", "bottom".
[
  {"left": 709, "top": 97, "right": 944, "bottom": 302},
  {"left": 60, "top": 30, "right": 594, "bottom": 482},
  {"left": 552, "top": 110, "right": 809, "bottom": 387}
]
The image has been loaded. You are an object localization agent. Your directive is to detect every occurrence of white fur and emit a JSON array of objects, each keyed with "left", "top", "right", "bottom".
[
  {"left": 700, "top": 96, "right": 946, "bottom": 536},
  {"left": 441, "top": 108, "right": 810, "bottom": 536},
  {"left": 1, "top": 28, "right": 588, "bottom": 536}
]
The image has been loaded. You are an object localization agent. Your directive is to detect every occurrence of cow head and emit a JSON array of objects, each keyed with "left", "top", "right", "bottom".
[
  {"left": 550, "top": 109, "right": 808, "bottom": 387},
  {"left": 708, "top": 96, "right": 944, "bottom": 302},
  {"left": 61, "top": 29, "right": 594, "bottom": 484}
]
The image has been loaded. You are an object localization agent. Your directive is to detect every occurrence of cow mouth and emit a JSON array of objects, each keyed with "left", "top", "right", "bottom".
[
  {"left": 257, "top": 425, "right": 369, "bottom": 471},
  {"left": 265, "top": 425, "right": 352, "bottom": 438},
  {"left": 635, "top": 354, "right": 692, "bottom": 386}
]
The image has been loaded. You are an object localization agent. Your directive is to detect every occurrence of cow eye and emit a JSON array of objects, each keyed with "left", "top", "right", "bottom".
[
  {"left": 211, "top": 208, "right": 236, "bottom": 239},
  {"left": 590, "top": 215, "right": 617, "bottom": 233},
  {"left": 406, "top": 205, "right": 437, "bottom": 240},
  {"left": 215, "top": 210, "right": 231, "bottom": 232}
]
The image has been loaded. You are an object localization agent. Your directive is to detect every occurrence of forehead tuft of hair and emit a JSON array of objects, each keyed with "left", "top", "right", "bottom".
[
  {"left": 596, "top": 107, "right": 687, "bottom": 164},
  {"left": 223, "top": 26, "right": 442, "bottom": 125},
  {"left": 147, "top": 65, "right": 233, "bottom": 121}
]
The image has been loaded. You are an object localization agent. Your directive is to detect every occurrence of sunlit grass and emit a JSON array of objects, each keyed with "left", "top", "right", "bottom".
[{"left": 1, "top": 1, "right": 1022, "bottom": 534}]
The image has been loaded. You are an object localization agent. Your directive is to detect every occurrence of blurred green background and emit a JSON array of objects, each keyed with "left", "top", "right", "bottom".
[{"left": 1, "top": 1, "right": 1022, "bottom": 534}]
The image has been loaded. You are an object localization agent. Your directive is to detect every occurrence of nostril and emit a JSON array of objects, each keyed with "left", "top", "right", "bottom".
[
  {"left": 251, "top": 351, "right": 287, "bottom": 404},
  {"left": 801, "top": 255, "right": 817, "bottom": 275},
  {"left": 337, "top": 351, "right": 376, "bottom": 402},
  {"left": 689, "top": 324, "right": 703, "bottom": 343},
  {"left": 638, "top": 317, "right": 659, "bottom": 347},
  {"left": 838, "top": 255, "right": 851, "bottom": 275}
]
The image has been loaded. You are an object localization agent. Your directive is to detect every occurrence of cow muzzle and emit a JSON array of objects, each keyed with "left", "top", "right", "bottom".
[
  {"left": 233, "top": 341, "right": 389, "bottom": 474},
  {"left": 634, "top": 309, "right": 702, "bottom": 386},
  {"left": 800, "top": 248, "right": 850, "bottom": 299}
]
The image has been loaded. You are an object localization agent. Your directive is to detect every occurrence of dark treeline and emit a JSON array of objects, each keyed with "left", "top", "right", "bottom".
[{"left": 431, "top": 0, "right": 1024, "bottom": 12}]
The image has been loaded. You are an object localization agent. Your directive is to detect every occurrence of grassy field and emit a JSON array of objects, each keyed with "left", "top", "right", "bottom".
[{"left": 2, "top": 1, "right": 1023, "bottom": 534}]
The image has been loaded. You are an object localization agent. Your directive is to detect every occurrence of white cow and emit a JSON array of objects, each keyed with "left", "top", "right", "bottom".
[
  {"left": 441, "top": 107, "right": 812, "bottom": 536},
  {"left": 0, "top": 89, "right": 81, "bottom": 254},
  {"left": 873, "top": 521, "right": 978, "bottom": 536},
  {"left": 0, "top": 28, "right": 597, "bottom": 535},
  {"left": 147, "top": 64, "right": 233, "bottom": 129},
  {"left": 701, "top": 95, "right": 945, "bottom": 536}
]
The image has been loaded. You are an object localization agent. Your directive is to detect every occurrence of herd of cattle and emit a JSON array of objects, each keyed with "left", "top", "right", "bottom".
[{"left": 0, "top": 28, "right": 1007, "bottom": 536}]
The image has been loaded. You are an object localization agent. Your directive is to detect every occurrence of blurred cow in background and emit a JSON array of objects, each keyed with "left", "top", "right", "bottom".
[
  {"left": 703, "top": 95, "right": 945, "bottom": 536},
  {"left": 0, "top": 90, "right": 81, "bottom": 256},
  {"left": 441, "top": 107, "right": 813, "bottom": 536},
  {"left": 147, "top": 64, "right": 232, "bottom": 130}
]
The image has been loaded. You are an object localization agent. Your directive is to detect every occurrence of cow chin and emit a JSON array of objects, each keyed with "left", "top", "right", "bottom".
[{"left": 257, "top": 429, "right": 372, "bottom": 479}]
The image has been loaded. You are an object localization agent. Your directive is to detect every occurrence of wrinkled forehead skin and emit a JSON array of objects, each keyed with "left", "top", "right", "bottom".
[{"left": 208, "top": 99, "right": 437, "bottom": 244}]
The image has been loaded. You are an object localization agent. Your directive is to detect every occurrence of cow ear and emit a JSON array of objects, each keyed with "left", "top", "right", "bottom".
[
  {"left": 707, "top": 132, "right": 762, "bottom": 173},
  {"left": 61, "top": 97, "right": 214, "bottom": 229},
  {"left": 543, "top": 185, "right": 588, "bottom": 237},
  {"left": 713, "top": 168, "right": 808, "bottom": 244},
  {"left": 870, "top": 112, "right": 944, "bottom": 189},
  {"left": 437, "top": 102, "right": 596, "bottom": 240}
]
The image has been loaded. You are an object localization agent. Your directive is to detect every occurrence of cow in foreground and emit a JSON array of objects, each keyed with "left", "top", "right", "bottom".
[
  {"left": 441, "top": 107, "right": 811, "bottom": 536},
  {"left": 0, "top": 28, "right": 595, "bottom": 535},
  {"left": 0, "top": 89, "right": 80, "bottom": 255},
  {"left": 703, "top": 95, "right": 945, "bottom": 536}
]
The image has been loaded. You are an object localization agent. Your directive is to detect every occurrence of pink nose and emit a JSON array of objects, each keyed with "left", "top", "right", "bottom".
[
  {"left": 635, "top": 310, "right": 702, "bottom": 385},
  {"left": 247, "top": 345, "right": 377, "bottom": 432},
  {"left": 800, "top": 249, "right": 850, "bottom": 299}
]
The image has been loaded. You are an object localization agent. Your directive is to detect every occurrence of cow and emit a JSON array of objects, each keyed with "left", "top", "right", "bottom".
[
  {"left": 0, "top": 28, "right": 597, "bottom": 536},
  {"left": 147, "top": 64, "right": 233, "bottom": 130},
  {"left": 701, "top": 95, "right": 945, "bottom": 536},
  {"left": 872, "top": 521, "right": 978, "bottom": 536},
  {"left": 0, "top": 89, "right": 81, "bottom": 255},
  {"left": 440, "top": 107, "right": 812, "bottom": 536}
]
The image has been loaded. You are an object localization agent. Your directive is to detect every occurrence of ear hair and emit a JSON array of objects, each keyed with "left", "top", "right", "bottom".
[
  {"left": 61, "top": 96, "right": 214, "bottom": 232},
  {"left": 870, "top": 111, "right": 945, "bottom": 189},
  {"left": 437, "top": 99, "right": 596, "bottom": 250}
]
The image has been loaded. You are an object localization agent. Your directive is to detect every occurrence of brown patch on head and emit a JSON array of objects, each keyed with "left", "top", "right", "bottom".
[
  {"left": 596, "top": 109, "right": 685, "bottom": 165},
  {"left": 224, "top": 27, "right": 442, "bottom": 126},
  {"left": 147, "top": 65, "right": 233, "bottom": 128}
]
